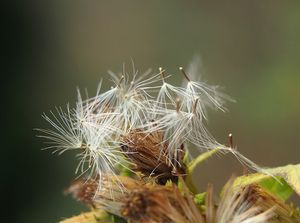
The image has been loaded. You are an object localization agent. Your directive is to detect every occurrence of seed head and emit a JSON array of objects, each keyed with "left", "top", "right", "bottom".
[
  {"left": 121, "top": 129, "right": 186, "bottom": 184},
  {"left": 121, "top": 184, "right": 204, "bottom": 223},
  {"left": 209, "top": 178, "right": 300, "bottom": 223}
]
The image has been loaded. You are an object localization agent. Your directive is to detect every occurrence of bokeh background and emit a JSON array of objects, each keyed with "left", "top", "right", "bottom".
[{"left": 3, "top": 1, "right": 300, "bottom": 222}]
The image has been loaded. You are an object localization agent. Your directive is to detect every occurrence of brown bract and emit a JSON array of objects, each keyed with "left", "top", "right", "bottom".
[
  {"left": 66, "top": 175, "right": 203, "bottom": 223},
  {"left": 66, "top": 178, "right": 98, "bottom": 207},
  {"left": 245, "top": 185, "right": 300, "bottom": 223},
  {"left": 121, "top": 184, "right": 204, "bottom": 223},
  {"left": 207, "top": 179, "right": 300, "bottom": 223},
  {"left": 121, "top": 129, "right": 186, "bottom": 184}
]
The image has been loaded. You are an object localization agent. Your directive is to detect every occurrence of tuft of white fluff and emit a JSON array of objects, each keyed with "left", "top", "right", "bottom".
[{"left": 37, "top": 59, "right": 264, "bottom": 189}]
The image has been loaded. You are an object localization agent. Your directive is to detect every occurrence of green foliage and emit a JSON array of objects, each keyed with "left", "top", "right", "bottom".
[
  {"left": 108, "top": 215, "right": 127, "bottom": 223},
  {"left": 119, "top": 166, "right": 133, "bottom": 177},
  {"left": 182, "top": 149, "right": 189, "bottom": 165},
  {"left": 194, "top": 192, "right": 206, "bottom": 206},
  {"left": 185, "top": 149, "right": 219, "bottom": 193},
  {"left": 231, "top": 164, "right": 300, "bottom": 200},
  {"left": 165, "top": 179, "right": 173, "bottom": 187},
  {"left": 260, "top": 177, "right": 293, "bottom": 201}
]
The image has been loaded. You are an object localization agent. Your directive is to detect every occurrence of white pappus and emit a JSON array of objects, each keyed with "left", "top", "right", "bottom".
[{"left": 37, "top": 59, "right": 264, "bottom": 190}]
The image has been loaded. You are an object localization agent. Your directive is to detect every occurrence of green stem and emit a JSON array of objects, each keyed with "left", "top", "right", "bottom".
[{"left": 185, "top": 149, "right": 219, "bottom": 193}]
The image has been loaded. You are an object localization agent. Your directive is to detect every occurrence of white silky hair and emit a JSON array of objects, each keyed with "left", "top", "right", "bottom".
[
  {"left": 183, "top": 55, "right": 235, "bottom": 116},
  {"left": 38, "top": 59, "right": 265, "bottom": 191},
  {"left": 37, "top": 106, "right": 83, "bottom": 154}
]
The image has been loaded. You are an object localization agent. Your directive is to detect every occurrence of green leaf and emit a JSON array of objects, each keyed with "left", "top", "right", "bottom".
[
  {"left": 119, "top": 164, "right": 134, "bottom": 177},
  {"left": 260, "top": 177, "right": 293, "bottom": 201},
  {"left": 232, "top": 164, "right": 300, "bottom": 200},
  {"left": 110, "top": 215, "right": 127, "bottom": 223},
  {"left": 194, "top": 192, "right": 206, "bottom": 206},
  {"left": 165, "top": 179, "right": 173, "bottom": 187},
  {"left": 183, "top": 149, "right": 189, "bottom": 165}
]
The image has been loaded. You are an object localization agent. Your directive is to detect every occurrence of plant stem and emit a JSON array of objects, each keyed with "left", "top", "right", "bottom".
[{"left": 185, "top": 149, "right": 219, "bottom": 193}]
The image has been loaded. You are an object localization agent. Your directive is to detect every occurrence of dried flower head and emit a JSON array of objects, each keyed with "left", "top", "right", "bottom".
[
  {"left": 241, "top": 185, "right": 300, "bottom": 223},
  {"left": 211, "top": 184, "right": 275, "bottom": 223},
  {"left": 66, "top": 178, "right": 98, "bottom": 207},
  {"left": 207, "top": 179, "right": 300, "bottom": 223},
  {"left": 67, "top": 175, "right": 143, "bottom": 217},
  {"left": 37, "top": 60, "right": 300, "bottom": 223},
  {"left": 37, "top": 60, "right": 265, "bottom": 196},
  {"left": 121, "top": 184, "right": 204, "bottom": 223},
  {"left": 121, "top": 129, "right": 186, "bottom": 184},
  {"left": 67, "top": 175, "right": 204, "bottom": 223}
]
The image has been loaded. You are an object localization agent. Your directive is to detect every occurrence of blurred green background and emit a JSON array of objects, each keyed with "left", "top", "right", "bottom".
[{"left": 3, "top": 1, "right": 300, "bottom": 222}]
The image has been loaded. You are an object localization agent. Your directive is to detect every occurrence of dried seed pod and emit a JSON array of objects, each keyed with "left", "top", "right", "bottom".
[
  {"left": 67, "top": 175, "right": 203, "bottom": 223},
  {"left": 66, "top": 178, "right": 98, "bottom": 207},
  {"left": 66, "top": 175, "right": 143, "bottom": 217},
  {"left": 121, "top": 129, "right": 186, "bottom": 184},
  {"left": 210, "top": 179, "right": 300, "bottom": 223},
  {"left": 244, "top": 185, "right": 300, "bottom": 223},
  {"left": 121, "top": 184, "right": 204, "bottom": 223}
]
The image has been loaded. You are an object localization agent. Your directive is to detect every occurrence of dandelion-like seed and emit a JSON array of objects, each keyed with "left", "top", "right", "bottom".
[{"left": 36, "top": 61, "right": 256, "bottom": 188}]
